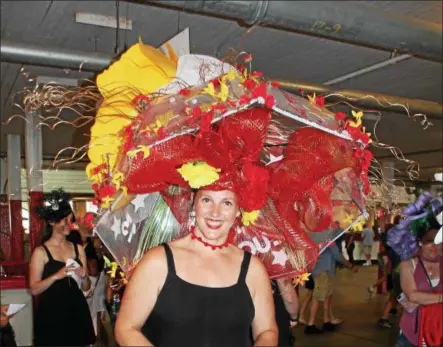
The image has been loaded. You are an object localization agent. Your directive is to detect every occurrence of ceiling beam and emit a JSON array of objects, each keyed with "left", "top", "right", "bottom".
[
  {"left": 138, "top": 0, "right": 443, "bottom": 62},
  {"left": 1, "top": 39, "right": 441, "bottom": 119}
]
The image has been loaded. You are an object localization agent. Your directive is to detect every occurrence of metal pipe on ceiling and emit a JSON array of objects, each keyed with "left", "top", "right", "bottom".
[
  {"left": 0, "top": 39, "right": 113, "bottom": 73},
  {"left": 274, "top": 79, "right": 442, "bottom": 120},
  {"left": 140, "top": 0, "right": 443, "bottom": 62},
  {"left": 1, "top": 39, "right": 442, "bottom": 119}
]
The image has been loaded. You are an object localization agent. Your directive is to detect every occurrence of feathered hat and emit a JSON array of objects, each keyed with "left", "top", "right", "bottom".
[{"left": 35, "top": 188, "right": 74, "bottom": 223}]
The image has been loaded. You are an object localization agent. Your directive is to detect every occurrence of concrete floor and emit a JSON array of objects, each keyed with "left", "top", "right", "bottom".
[{"left": 293, "top": 265, "right": 400, "bottom": 347}]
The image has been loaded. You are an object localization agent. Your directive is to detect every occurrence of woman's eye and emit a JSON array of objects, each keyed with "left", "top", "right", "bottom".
[
  {"left": 202, "top": 198, "right": 210, "bottom": 203},
  {"left": 224, "top": 201, "right": 233, "bottom": 206}
]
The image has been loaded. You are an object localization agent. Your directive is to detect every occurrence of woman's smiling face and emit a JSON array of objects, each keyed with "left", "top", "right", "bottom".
[{"left": 194, "top": 190, "right": 240, "bottom": 244}]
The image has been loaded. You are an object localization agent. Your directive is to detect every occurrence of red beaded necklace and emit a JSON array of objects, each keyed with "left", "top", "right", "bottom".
[{"left": 189, "top": 225, "right": 233, "bottom": 250}]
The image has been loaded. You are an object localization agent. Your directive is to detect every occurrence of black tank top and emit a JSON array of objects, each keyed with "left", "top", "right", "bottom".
[{"left": 142, "top": 243, "right": 255, "bottom": 347}]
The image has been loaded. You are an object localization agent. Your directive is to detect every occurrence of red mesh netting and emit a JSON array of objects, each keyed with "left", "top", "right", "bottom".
[{"left": 268, "top": 127, "right": 363, "bottom": 233}]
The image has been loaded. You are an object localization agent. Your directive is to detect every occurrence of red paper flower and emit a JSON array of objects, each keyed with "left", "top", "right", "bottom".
[
  {"left": 265, "top": 95, "right": 275, "bottom": 108},
  {"left": 335, "top": 112, "right": 347, "bottom": 121},
  {"left": 239, "top": 161, "right": 270, "bottom": 211},
  {"left": 90, "top": 163, "right": 107, "bottom": 176},
  {"left": 200, "top": 110, "right": 214, "bottom": 133},
  {"left": 315, "top": 95, "right": 325, "bottom": 107},
  {"left": 251, "top": 82, "right": 268, "bottom": 99},
  {"left": 243, "top": 79, "right": 257, "bottom": 91},
  {"left": 178, "top": 88, "right": 191, "bottom": 96},
  {"left": 243, "top": 54, "right": 253, "bottom": 63},
  {"left": 250, "top": 71, "right": 263, "bottom": 78},
  {"left": 270, "top": 81, "right": 280, "bottom": 89},
  {"left": 192, "top": 105, "right": 202, "bottom": 119},
  {"left": 97, "top": 185, "right": 116, "bottom": 199},
  {"left": 133, "top": 94, "right": 150, "bottom": 110}
]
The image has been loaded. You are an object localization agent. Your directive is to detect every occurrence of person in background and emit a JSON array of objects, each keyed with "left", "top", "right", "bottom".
[
  {"left": 29, "top": 189, "right": 95, "bottom": 346},
  {"left": 361, "top": 224, "right": 375, "bottom": 266},
  {"left": 79, "top": 213, "right": 107, "bottom": 336},
  {"left": 396, "top": 215, "right": 442, "bottom": 347},
  {"left": 272, "top": 278, "right": 299, "bottom": 346},
  {"left": 344, "top": 230, "right": 355, "bottom": 264},
  {"left": 1, "top": 305, "right": 17, "bottom": 347},
  {"left": 369, "top": 223, "right": 401, "bottom": 328},
  {"left": 305, "top": 242, "right": 359, "bottom": 334}
]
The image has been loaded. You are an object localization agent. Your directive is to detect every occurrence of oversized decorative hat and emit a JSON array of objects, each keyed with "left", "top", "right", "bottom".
[
  {"left": 43, "top": 38, "right": 373, "bottom": 279},
  {"left": 387, "top": 191, "right": 442, "bottom": 260}
]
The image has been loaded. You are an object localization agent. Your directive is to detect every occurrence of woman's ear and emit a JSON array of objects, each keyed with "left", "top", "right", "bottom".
[{"left": 237, "top": 209, "right": 241, "bottom": 218}]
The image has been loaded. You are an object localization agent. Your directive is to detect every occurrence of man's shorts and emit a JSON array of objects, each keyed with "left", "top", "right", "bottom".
[
  {"left": 363, "top": 245, "right": 372, "bottom": 255},
  {"left": 312, "top": 272, "right": 333, "bottom": 301}
]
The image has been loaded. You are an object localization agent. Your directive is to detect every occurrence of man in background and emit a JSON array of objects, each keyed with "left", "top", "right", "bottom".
[
  {"left": 305, "top": 239, "right": 359, "bottom": 334},
  {"left": 361, "top": 224, "right": 375, "bottom": 266}
]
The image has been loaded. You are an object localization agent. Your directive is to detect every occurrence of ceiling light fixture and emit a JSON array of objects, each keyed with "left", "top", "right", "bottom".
[{"left": 75, "top": 12, "right": 132, "bottom": 30}]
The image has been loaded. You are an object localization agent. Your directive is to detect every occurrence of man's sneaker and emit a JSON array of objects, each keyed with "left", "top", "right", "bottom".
[
  {"left": 367, "top": 286, "right": 375, "bottom": 298},
  {"left": 377, "top": 318, "right": 393, "bottom": 328},
  {"left": 304, "top": 325, "right": 323, "bottom": 334}
]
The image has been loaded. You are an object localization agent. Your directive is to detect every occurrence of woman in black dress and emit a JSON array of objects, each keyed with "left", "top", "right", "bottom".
[
  {"left": 115, "top": 189, "right": 278, "bottom": 346},
  {"left": 29, "top": 189, "right": 96, "bottom": 346}
]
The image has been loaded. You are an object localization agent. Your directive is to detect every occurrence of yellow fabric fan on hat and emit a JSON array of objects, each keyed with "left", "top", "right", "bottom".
[{"left": 87, "top": 38, "right": 177, "bottom": 184}]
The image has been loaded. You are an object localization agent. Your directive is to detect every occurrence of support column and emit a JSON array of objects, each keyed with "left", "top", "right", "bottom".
[
  {"left": 25, "top": 110, "right": 44, "bottom": 253},
  {"left": 7, "top": 134, "right": 24, "bottom": 261}
]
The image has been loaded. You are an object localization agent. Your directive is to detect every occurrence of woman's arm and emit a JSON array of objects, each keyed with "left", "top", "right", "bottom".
[
  {"left": 115, "top": 246, "right": 167, "bottom": 346},
  {"left": 247, "top": 256, "right": 278, "bottom": 346},
  {"left": 276, "top": 278, "right": 299, "bottom": 320},
  {"left": 29, "top": 247, "right": 61, "bottom": 296},
  {"left": 76, "top": 245, "right": 91, "bottom": 291},
  {"left": 400, "top": 259, "right": 442, "bottom": 305}
]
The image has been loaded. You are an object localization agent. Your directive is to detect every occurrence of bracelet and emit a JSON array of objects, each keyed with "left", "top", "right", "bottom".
[{"left": 289, "top": 317, "right": 298, "bottom": 323}]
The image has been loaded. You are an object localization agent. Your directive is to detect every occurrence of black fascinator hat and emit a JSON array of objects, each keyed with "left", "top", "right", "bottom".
[{"left": 36, "top": 188, "right": 75, "bottom": 223}]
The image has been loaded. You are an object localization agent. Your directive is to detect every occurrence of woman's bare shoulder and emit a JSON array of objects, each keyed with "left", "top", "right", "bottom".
[
  {"left": 400, "top": 257, "right": 416, "bottom": 270},
  {"left": 31, "top": 246, "right": 46, "bottom": 257},
  {"left": 137, "top": 245, "right": 167, "bottom": 269}
]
